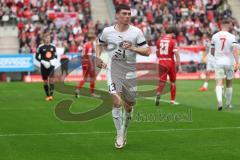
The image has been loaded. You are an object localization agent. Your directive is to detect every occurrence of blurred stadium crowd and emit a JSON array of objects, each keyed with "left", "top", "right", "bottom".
[
  {"left": 0, "top": 0, "right": 240, "bottom": 54},
  {"left": 0, "top": 0, "right": 108, "bottom": 54},
  {"left": 114, "top": 0, "right": 240, "bottom": 46}
]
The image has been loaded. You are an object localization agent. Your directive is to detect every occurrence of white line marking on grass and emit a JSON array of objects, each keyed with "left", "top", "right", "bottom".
[
  {"left": 145, "top": 97, "right": 180, "bottom": 105},
  {"left": 0, "top": 108, "right": 43, "bottom": 110},
  {"left": 98, "top": 88, "right": 108, "bottom": 91},
  {"left": 1, "top": 126, "right": 240, "bottom": 137}
]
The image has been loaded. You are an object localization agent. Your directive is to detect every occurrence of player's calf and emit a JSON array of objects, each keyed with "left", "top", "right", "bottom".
[{"left": 155, "top": 94, "right": 160, "bottom": 106}]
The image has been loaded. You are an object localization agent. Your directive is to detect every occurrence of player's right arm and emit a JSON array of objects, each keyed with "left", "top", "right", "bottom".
[
  {"left": 155, "top": 39, "right": 160, "bottom": 58},
  {"left": 96, "top": 29, "right": 107, "bottom": 69},
  {"left": 35, "top": 44, "right": 43, "bottom": 62},
  {"left": 210, "top": 35, "right": 216, "bottom": 56}
]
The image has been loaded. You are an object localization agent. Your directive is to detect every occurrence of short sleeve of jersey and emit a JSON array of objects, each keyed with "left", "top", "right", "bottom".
[
  {"left": 136, "top": 29, "right": 148, "bottom": 47},
  {"left": 232, "top": 35, "right": 238, "bottom": 46},
  {"left": 36, "top": 44, "right": 43, "bottom": 54},
  {"left": 98, "top": 28, "right": 107, "bottom": 44},
  {"left": 210, "top": 34, "right": 216, "bottom": 48},
  {"left": 53, "top": 45, "right": 56, "bottom": 53}
]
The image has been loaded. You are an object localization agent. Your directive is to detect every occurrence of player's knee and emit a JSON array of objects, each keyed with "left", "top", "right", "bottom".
[
  {"left": 43, "top": 80, "right": 48, "bottom": 84},
  {"left": 124, "top": 101, "right": 135, "bottom": 112},
  {"left": 49, "top": 78, "right": 54, "bottom": 84},
  {"left": 113, "top": 101, "right": 121, "bottom": 107},
  {"left": 112, "top": 94, "right": 121, "bottom": 106},
  {"left": 226, "top": 80, "right": 232, "bottom": 87},
  {"left": 125, "top": 106, "right": 133, "bottom": 113},
  {"left": 216, "top": 79, "right": 223, "bottom": 86},
  {"left": 206, "top": 71, "right": 211, "bottom": 75}
]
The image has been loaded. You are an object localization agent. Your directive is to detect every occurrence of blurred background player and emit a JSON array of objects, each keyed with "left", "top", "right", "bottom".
[
  {"left": 155, "top": 27, "right": 180, "bottom": 106},
  {"left": 211, "top": 19, "right": 239, "bottom": 111},
  {"left": 36, "top": 32, "right": 58, "bottom": 101},
  {"left": 96, "top": 4, "right": 150, "bottom": 149},
  {"left": 75, "top": 32, "right": 100, "bottom": 98},
  {"left": 199, "top": 37, "right": 216, "bottom": 91}
]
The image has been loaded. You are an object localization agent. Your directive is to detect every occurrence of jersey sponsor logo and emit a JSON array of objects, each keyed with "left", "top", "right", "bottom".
[{"left": 46, "top": 52, "right": 53, "bottom": 59}]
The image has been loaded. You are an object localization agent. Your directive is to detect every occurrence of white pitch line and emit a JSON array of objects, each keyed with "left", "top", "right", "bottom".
[
  {"left": 1, "top": 126, "right": 240, "bottom": 137},
  {"left": 0, "top": 108, "right": 43, "bottom": 110}
]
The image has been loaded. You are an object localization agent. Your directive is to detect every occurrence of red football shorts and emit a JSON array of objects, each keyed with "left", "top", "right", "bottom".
[{"left": 158, "top": 60, "right": 176, "bottom": 82}]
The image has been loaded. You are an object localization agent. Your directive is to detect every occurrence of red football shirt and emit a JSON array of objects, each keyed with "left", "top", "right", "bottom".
[
  {"left": 156, "top": 35, "right": 177, "bottom": 62},
  {"left": 82, "top": 42, "right": 94, "bottom": 65}
]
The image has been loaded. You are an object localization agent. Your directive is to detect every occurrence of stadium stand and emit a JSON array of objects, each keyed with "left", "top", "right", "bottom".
[
  {"left": 1, "top": 0, "right": 239, "bottom": 54},
  {"left": 1, "top": 0, "right": 240, "bottom": 81},
  {"left": 113, "top": 0, "right": 240, "bottom": 45},
  {"left": 0, "top": 0, "right": 109, "bottom": 55},
  {"left": 112, "top": 0, "right": 240, "bottom": 73}
]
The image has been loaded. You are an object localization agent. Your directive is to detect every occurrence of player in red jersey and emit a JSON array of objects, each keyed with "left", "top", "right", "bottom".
[
  {"left": 155, "top": 27, "right": 180, "bottom": 106},
  {"left": 75, "top": 33, "right": 100, "bottom": 98}
]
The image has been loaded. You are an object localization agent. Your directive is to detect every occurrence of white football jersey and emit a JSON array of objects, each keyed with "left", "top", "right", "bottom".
[
  {"left": 99, "top": 25, "right": 148, "bottom": 78},
  {"left": 211, "top": 31, "right": 238, "bottom": 65},
  {"left": 206, "top": 41, "right": 215, "bottom": 63}
]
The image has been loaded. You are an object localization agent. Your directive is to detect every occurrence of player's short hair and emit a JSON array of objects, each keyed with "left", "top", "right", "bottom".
[
  {"left": 43, "top": 32, "right": 50, "bottom": 38},
  {"left": 221, "top": 19, "right": 230, "bottom": 25},
  {"left": 166, "top": 26, "right": 175, "bottom": 34},
  {"left": 87, "top": 33, "right": 96, "bottom": 39},
  {"left": 115, "top": 4, "right": 130, "bottom": 13}
]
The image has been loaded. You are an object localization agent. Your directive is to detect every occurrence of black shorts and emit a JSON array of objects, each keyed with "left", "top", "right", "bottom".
[{"left": 41, "top": 65, "right": 54, "bottom": 80}]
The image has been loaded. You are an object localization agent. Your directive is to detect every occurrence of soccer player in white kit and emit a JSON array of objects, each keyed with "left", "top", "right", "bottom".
[
  {"left": 199, "top": 39, "right": 216, "bottom": 91},
  {"left": 211, "top": 19, "right": 239, "bottom": 111},
  {"left": 95, "top": 4, "right": 150, "bottom": 148}
]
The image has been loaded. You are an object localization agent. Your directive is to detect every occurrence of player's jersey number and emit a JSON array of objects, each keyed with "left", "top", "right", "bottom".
[
  {"left": 220, "top": 37, "right": 226, "bottom": 51},
  {"left": 108, "top": 83, "right": 116, "bottom": 92},
  {"left": 114, "top": 49, "right": 126, "bottom": 59},
  {"left": 159, "top": 40, "right": 170, "bottom": 55}
]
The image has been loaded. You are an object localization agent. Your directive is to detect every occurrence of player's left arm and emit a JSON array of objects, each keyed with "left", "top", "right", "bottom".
[
  {"left": 36, "top": 45, "right": 42, "bottom": 62},
  {"left": 50, "top": 45, "right": 58, "bottom": 67},
  {"left": 232, "top": 42, "right": 239, "bottom": 69},
  {"left": 125, "top": 29, "right": 150, "bottom": 56},
  {"left": 128, "top": 45, "right": 150, "bottom": 56},
  {"left": 173, "top": 42, "right": 180, "bottom": 66},
  {"left": 174, "top": 51, "right": 180, "bottom": 67}
]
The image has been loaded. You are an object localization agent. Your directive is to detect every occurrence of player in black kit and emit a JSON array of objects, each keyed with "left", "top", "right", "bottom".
[{"left": 36, "top": 32, "right": 58, "bottom": 101}]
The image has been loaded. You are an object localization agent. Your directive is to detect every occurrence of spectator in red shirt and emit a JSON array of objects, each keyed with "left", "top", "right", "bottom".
[
  {"left": 177, "top": 31, "right": 186, "bottom": 45},
  {"left": 68, "top": 41, "right": 79, "bottom": 53}
]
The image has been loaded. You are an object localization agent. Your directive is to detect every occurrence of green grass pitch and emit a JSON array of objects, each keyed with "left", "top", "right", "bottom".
[{"left": 0, "top": 80, "right": 240, "bottom": 160}]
